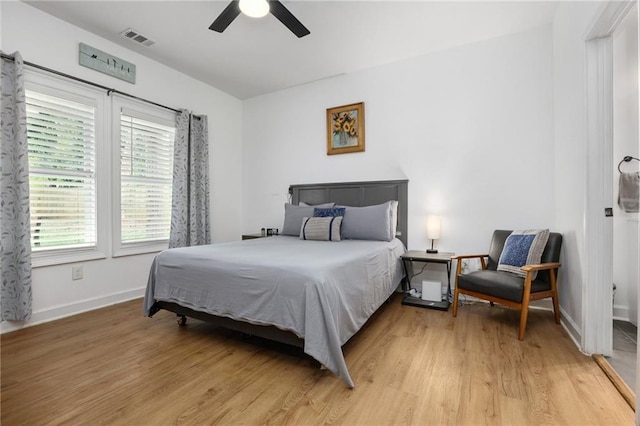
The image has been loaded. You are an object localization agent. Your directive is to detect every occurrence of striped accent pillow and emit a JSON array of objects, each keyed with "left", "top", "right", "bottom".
[{"left": 299, "top": 216, "right": 342, "bottom": 241}]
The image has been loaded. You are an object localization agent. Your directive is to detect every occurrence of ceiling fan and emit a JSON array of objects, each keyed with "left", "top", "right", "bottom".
[{"left": 209, "top": 0, "right": 310, "bottom": 38}]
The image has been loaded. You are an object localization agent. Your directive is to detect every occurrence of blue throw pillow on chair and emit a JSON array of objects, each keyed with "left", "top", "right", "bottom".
[{"left": 497, "top": 229, "right": 550, "bottom": 279}]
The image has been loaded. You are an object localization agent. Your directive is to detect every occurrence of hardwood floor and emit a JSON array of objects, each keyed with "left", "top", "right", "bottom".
[{"left": 1, "top": 294, "right": 634, "bottom": 425}]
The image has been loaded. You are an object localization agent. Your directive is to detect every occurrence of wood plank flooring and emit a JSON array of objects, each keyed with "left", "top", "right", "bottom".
[{"left": 1, "top": 293, "right": 634, "bottom": 425}]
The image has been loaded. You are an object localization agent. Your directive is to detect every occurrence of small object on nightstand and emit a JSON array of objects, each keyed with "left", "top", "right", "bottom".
[
  {"left": 400, "top": 250, "right": 453, "bottom": 311},
  {"left": 266, "top": 228, "right": 279, "bottom": 236}
]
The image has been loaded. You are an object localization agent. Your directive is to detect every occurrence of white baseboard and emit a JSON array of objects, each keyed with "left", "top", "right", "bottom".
[
  {"left": 560, "top": 305, "right": 583, "bottom": 353},
  {"left": 613, "top": 304, "right": 630, "bottom": 322},
  {"left": 0, "top": 287, "right": 146, "bottom": 334}
]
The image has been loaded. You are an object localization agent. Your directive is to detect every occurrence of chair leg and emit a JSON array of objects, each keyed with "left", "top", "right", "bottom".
[
  {"left": 452, "top": 259, "right": 463, "bottom": 317},
  {"left": 551, "top": 297, "right": 560, "bottom": 324},
  {"left": 518, "top": 274, "right": 533, "bottom": 340},
  {"left": 518, "top": 306, "right": 529, "bottom": 340},
  {"left": 453, "top": 287, "right": 459, "bottom": 317},
  {"left": 550, "top": 269, "right": 560, "bottom": 324}
]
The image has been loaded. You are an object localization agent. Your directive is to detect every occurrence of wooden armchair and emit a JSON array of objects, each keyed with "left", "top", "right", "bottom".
[{"left": 452, "top": 230, "right": 562, "bottom": 340}]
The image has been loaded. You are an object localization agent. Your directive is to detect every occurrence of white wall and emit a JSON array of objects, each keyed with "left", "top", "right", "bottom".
[
  {"left": 612, "top": 3, "right": 639, "bottom": 326},
  {"left": 0, "top": 1, "right": 243, "bottom": 332},
  {"left": 242, "top": 26, "right": 555, "bottom": 260}
]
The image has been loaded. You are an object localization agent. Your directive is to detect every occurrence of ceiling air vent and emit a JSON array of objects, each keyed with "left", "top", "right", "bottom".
[{"left": 120, "top": 28, "right": 155, "bottom": 48}]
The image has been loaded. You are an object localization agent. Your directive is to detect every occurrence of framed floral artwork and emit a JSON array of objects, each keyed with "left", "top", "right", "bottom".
[{"left": 326, "top": 102, "right": 365, "bottom": 155}]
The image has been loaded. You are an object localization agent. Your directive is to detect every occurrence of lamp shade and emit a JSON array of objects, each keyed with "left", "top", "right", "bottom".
[
  {"left": 426, "top": 215, "right": 441, "bottom": 240},
  {"left": 239, "top": 0, "right": 270, "bottom": 18}
]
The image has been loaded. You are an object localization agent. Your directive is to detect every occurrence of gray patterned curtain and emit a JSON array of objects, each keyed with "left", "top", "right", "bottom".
[
  {"left": 169, "top": 110, "right": 211, "bottom": 248},
  {"left": 1, "top": 52, "right": 32, "bottom": 321}
]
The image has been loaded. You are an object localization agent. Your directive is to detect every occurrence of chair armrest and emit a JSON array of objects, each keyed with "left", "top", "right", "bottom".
[
  {"left": 451, "top": 254, "right": 489, "bottom": 260},
  {"left": 452, "top": 254, "right": 490, "bottom": 273},
  {"left": 521, "top": 262, "right": 561, "bottom": 272}
]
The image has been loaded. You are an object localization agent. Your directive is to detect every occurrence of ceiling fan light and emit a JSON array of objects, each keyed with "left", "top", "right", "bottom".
[{"left": 239, "top": 0, "right": 270, "bottom": 18}]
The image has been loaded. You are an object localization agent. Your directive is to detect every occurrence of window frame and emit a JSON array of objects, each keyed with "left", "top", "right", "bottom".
[
  {"left": 111, "top": 96, "right": 176, "bottom": 257},
  {"left": 24, "top": 70, "right": 108, "bottom": 267}
]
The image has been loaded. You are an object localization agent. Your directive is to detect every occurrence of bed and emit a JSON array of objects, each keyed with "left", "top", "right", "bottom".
[{"left": 144, "top": 180, "right": 408, "bottom": 387}]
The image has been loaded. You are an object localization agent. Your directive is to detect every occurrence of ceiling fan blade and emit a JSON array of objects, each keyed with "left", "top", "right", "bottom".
[
  {"left": 268, "top": 0, "right": 310, "bottom": 38},
  {"left": 209, "top": 1, "right": 241, "bottom": 33}
]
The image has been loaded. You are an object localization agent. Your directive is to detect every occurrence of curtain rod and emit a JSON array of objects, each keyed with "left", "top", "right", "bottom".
[{"left": 1, "top": 52, "right": 181, "bottom": 114}]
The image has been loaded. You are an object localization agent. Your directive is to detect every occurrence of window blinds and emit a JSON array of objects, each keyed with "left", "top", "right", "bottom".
[
  {"left": 120, "top": 113, "right": 175, "bottom": 245},
  {"left": 25, "top": 90, "right": 97, "bottom": 251}
]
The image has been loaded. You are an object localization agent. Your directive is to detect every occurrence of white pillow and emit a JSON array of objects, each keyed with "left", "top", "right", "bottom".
[
  {"left": 340, "top": 201, "right": 396, "bottom": 241},
  {"left": 281, "top": 203, "right": 334, "bottom": 236},
  {"left": 389, "top": 200, "right": 399, "bottom": 239}
]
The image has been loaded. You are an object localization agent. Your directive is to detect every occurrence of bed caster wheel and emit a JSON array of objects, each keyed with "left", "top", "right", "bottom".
[{"left": 177, "top": 315, "right": 187, "bottom": 327}]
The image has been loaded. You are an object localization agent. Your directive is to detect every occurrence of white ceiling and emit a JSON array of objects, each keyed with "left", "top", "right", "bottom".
[{"left": 24, "top": 1, "right": 559, "bottom": 99}]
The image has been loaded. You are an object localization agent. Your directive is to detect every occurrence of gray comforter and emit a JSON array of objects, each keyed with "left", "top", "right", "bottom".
[{"left": 143, "top": 236, "right": 405, "bottom": 387}]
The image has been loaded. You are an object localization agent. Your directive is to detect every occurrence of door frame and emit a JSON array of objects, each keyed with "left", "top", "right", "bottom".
[{"left": 584, "top": 0, "right": 635, "bottom": 357}]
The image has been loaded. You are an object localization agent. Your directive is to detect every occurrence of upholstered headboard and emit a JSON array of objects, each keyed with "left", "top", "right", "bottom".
[{"left": 290, "top": 179, "right": 408, "bottom": 248}]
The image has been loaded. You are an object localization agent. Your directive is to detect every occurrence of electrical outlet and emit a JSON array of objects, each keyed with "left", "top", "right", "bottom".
[{"left": 72, "top": 266, "right": 83, "bottom": 281}]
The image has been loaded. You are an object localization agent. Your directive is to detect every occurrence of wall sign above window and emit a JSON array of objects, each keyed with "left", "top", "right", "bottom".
[{"left": 78, "top": 43, "right": 136, "bottom": 84}]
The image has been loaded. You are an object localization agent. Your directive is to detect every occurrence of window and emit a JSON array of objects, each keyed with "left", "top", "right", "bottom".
[
  {"left": 114, "top": 99, "right": 175, "bottom": 255},
  {"left": 25, "top": 84, "right": 104, "bottom": 264},
  {"left": 22, "top": 72, "right": 175, "bottom": 265}
]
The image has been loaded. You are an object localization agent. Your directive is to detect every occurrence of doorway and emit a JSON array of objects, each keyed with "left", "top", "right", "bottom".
[
  {"left": 609, "top": 1, "right": 639, "bottom": 391},
  {"left": 584, "top": 0, "right": 640, "bottom": 414}
]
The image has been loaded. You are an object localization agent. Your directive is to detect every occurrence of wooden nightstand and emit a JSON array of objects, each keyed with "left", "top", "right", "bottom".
[{"left": 400, "top": 251, "right": 454, "bottom": 311}]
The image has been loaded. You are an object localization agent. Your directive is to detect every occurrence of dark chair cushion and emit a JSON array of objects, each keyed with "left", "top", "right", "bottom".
[{"left": 457, "top": 270, "right": 552, "bottom": 303}]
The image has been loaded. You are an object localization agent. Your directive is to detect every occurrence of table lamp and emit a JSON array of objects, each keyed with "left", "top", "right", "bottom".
[{"left": 426, "top": 215, "right": 441, "bottom": 254}]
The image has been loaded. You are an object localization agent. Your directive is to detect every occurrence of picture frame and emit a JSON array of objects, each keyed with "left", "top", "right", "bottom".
[{"left": 326, "top": 102, "right": 365, "bottom": 155}]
